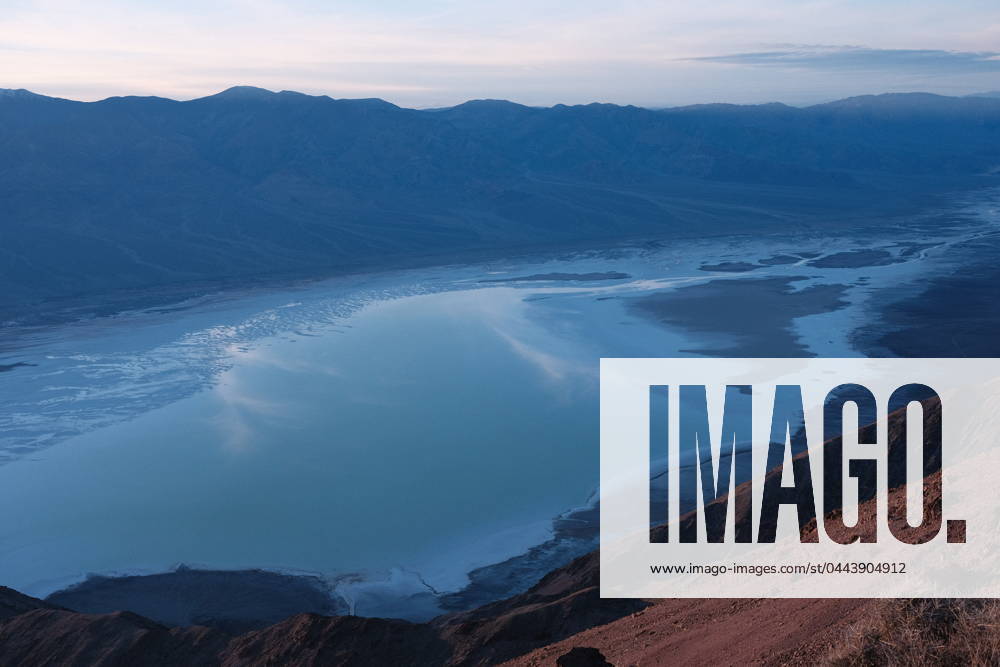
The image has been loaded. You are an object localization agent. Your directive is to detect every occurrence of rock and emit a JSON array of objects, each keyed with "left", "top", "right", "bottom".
[{"left": 556, "top": 646, "right": 613, "bottom": 666}]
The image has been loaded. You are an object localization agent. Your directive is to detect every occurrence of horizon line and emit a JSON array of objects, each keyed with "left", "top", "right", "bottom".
[{"left": 3, "top": 84, "right": 999, "bottom": 111}]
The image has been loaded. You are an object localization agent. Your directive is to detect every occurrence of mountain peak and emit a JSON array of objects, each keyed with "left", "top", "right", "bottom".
[
  {"left": 812, "top": 91, "right": 1000, "bottom": 114},
  {"left": 0, "top": 88, "right": 42, "bottom": 99},
  {"left": 452, "top": 99, "right": 526, "bottom": 110},
  {"left": 439, "top": 99, "right": 531, "bottom": 121},
  {"left": 208, "top": 86, "right": 278, "bottom": 100}
]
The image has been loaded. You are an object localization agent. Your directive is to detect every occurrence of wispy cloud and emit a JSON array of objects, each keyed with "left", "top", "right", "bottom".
[
  {"left": 690, "top": 46, "right": 1000, "bottom": 73},
  {"left": 2, "top": 1, "right": 999, "bottom": 105}
]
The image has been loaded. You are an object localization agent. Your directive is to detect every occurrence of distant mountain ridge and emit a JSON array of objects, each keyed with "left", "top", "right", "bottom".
[{"left": 1, "top": 87, "right": 999, "bottom": 319}]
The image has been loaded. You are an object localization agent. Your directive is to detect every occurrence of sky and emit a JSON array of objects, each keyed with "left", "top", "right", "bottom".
[{"left": 2, "top": 0, "right": 999, "bottom": 107}]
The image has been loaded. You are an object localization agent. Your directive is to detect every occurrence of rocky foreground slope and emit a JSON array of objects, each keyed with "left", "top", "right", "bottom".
[
  {"left": 0, "top": 556, "right": 872, "bottom": 666},
  {"left": 0, "top": 552, "right": 640, "bottom": 666}
]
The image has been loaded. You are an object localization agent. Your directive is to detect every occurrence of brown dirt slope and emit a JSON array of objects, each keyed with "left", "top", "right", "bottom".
[{"left": 502, "top": 598, "right": 872, "bottom": 666}]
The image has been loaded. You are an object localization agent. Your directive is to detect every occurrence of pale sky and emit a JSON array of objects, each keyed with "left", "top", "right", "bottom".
[{"left": 2, "top": 0, "right": 999, "bottom": 107}]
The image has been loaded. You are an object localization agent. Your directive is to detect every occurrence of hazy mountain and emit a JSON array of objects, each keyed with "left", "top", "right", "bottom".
[{"left": 1, "top": 88, "right": 999, "bottom": 318}]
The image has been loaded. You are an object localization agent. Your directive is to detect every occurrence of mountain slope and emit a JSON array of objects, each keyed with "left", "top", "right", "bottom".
[{"left": 2, "top": 89, "right": 999, "bottom": 319}]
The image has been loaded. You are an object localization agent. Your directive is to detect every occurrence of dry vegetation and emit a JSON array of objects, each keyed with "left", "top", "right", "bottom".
[{"left": 825, "top": 599, "right": 1000, "bottom": 666}]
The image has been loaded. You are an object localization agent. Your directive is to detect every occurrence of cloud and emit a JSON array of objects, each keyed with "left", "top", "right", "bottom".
[
  {"left": 2, "top": 1, "right": 1000, "bottom": 105},
  {"left": 690, "top": 46, "right": 1000, "bottom": 73}
]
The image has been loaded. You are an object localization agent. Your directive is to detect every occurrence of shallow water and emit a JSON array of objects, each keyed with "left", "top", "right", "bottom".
[{"left": 0, "top": 197, "right": 996, "bottom": 618}]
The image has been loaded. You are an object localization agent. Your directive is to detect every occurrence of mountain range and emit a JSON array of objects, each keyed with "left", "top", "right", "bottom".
[{"left": 2, "top": 87, "right": 1000, "bottom": 319}]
